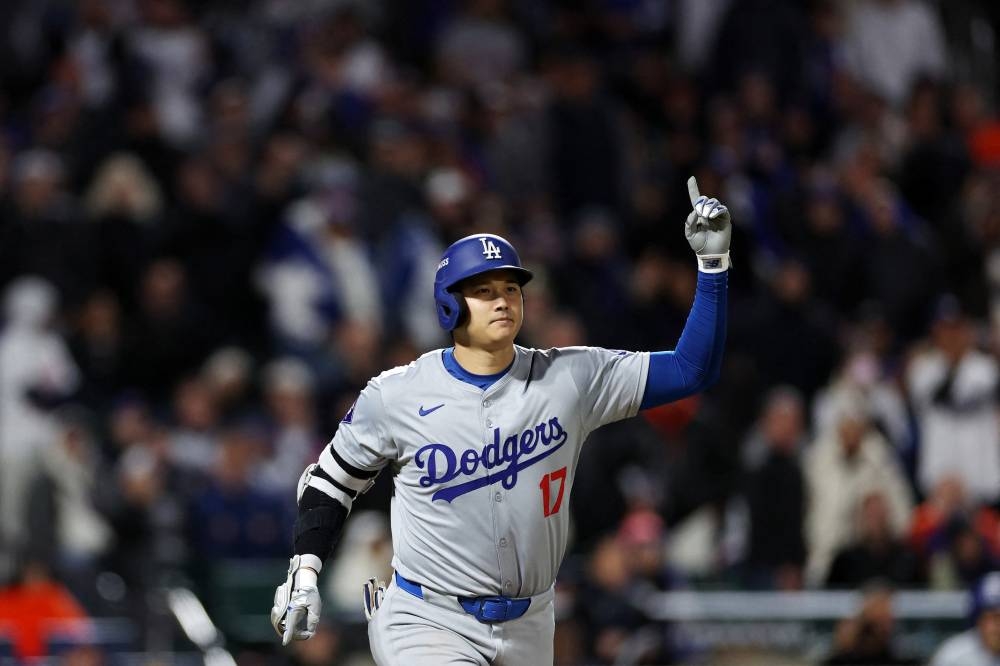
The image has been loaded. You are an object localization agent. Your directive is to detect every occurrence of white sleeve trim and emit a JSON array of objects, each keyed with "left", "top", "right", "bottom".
[
  {"left": 306, "top": 476, "right": 354, "bottom": 510},
  {"left": 318, "top": 446, "right": 373, "bottom": 492},
  {"left": 628, "top": 351, "right": 652, "bottom": 418}
]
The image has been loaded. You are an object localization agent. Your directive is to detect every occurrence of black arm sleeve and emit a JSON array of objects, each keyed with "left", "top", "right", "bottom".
[{"left": 293, "top": 486, "right": 349, "bottom": 560}]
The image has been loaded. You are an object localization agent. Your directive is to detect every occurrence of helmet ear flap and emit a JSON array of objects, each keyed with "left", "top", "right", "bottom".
[
  {"left": 436, "top": 289, "right": 464, "bottom": 331},
  {"left": 450, "top": 290, "right": 468, "bottom": 330}
]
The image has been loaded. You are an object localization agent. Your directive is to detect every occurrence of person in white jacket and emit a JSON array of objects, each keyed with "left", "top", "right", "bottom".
[
  {"left": 803, "top": 389, "right": 913, "bottom": 586},
  {"left": 0, "top": 277, "right": 80, "bottom": 576}
]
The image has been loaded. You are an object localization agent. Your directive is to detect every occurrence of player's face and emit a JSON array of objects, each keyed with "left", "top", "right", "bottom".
[{"left": 455, "top": 270, "right": 524, "bottom": 350}]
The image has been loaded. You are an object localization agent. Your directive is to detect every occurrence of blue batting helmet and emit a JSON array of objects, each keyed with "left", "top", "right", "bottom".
[{"left": 434, "top": 233, "right": 533, "bottom": 330}]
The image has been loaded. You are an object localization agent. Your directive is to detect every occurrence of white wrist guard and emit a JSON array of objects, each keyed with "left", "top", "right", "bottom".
[
  {"left": 697, "top": 252, "right": 730, "bottom": 273},
  {"left": 296, "top": 554, "right": 322, "bottom": 587}
]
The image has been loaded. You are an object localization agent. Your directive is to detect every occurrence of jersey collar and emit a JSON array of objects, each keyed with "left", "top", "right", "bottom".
[{"left": 435, "top": 345, "right": 528, "bottom": 396}]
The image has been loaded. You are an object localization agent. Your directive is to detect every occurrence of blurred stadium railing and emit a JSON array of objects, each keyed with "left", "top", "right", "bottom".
[
  {"left": 644, "top": 589, "right": 966, "bottom": 661},
  {"left": 0, "top": 585, "right": 967, "bottom": 664}
]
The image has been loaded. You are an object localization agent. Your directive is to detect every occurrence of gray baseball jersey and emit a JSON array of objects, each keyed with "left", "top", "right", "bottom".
[{"left": 309, "top": 343, "right": 649, "bottom": 598}]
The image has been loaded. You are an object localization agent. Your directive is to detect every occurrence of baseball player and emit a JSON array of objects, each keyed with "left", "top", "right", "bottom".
[{"left": 271, "top": 177, "right": 731, "bottom": 664}]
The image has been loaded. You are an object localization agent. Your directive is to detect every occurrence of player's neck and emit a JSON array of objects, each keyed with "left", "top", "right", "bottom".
[{"left": 451, "top": 343, "right": 515, "bottom": 375}]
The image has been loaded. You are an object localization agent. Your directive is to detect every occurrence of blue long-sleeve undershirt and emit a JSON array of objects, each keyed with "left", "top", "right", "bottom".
[{"left": 639, "top": 270, "right": 728, "bottom": 410}]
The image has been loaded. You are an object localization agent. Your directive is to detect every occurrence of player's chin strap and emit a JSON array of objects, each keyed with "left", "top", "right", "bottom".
[{"left": 697, "top": 252, "right": 730, "bottom": 274}]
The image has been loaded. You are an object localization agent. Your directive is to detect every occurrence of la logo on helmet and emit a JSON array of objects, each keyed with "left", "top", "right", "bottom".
[{"left": 480, "top": 238, "right": 502, "bottom": 259}]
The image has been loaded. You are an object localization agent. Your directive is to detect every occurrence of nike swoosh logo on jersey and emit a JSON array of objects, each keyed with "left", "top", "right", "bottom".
[{"left": 418, "top": 403, "right": 445, "bottom": 417}]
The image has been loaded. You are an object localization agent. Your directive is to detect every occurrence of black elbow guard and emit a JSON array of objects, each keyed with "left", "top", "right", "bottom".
[{"left": 293, "top": 487, "right": 349, "bottom": 559}]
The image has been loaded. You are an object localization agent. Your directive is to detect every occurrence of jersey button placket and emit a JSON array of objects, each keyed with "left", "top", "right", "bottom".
[{"left": 485, "top": 393, "right": 516, "bottom": 595}]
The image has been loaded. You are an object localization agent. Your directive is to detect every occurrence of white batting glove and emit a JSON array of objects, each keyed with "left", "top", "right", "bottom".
[
  {"left": 363, "top": 576, "right": 386, "bottom": 621},
  {"left": 271, "top": 554, "right": 323, "bottom": 645},
  {"left": 685, "top": 176, "right": 732, "bottom": 273}
]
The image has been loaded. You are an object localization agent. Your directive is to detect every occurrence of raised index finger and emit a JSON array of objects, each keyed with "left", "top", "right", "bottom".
[{"left": 687, "top": 176, "right": 701, "bottom": 207}]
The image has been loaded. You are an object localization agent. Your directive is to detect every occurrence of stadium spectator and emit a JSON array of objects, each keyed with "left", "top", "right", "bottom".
[
  {"left": 190, "top": 420, "right": 291, "bottom": 560},
  {"left": 732, "top": 258, "right": 839, "bottom": 401},
  {"left": 857, "top": 179, "right": 943, "bottom": 342},
  {"left": 199, "top": 346, "right": 256, "bottom": 420},
  {"left": 826, "top": 491, "right": 922, "bottom": 589},
  {"left": 577, "top": 535, "right": 648, "bottom": 665},
  {"left": 740, "top": 386, "right": 807, "bottom": 590},
  {"left": 0, "top": 150, "right": 95, "bottom": 307},
  {"left": 0, "top": 277, "right": 80, "bottom": 579},
  {"left": 823, "top": 582, "right": 918, "bottom": 665},
  {"left": 324, "top": 511, "right": 393, "bottom": 614},
  {"left": 804, "top": 390, "right": 913, "bottom": 586},
  {"left": 953, "top": 83, "right": 1000, "bottom": 169},
  {"left": 555, "top": 211, "right": 633, "bottom": 346},
  {"left": 841, "top": 0, "right": 948, "bottom": 108},
  {"left": 95, "top": 423, "right": 189, "bottom": 623},
  {"left": 129, "top": 0, "right": 210, "bottom": 148},
  {"left": 786, "top": 172, "right": 866, "bottom": 318},
  {"left": 436, "top": 0, "right": 527, "bottom": 88},
  {"left": 123, "top": 259, "right": 220, "bottom": 401},
  {"left": 0, "top": 560, "right": 92, "bottom": 660},
  {"left": 68, "top": 290, "right": 127, "bottom": 413},
  {"left": 926, "top": 516, "right": 1000, "bottom": 591},
  {"left": 24, "top": 406, "right": 112, "bottom": 605},
  {"left": 814, "top": 347, "right": 911, "bottom": 454},
  {"left": 913, "top": 477, "right": 986, "bottom": 549},
  {"left": 163, "top": 151, "right": 262, "bottom": 346},
  {"left": 611, "top": 508, "right": 678, "bottom": 664},
  {"left": 932, "top": 571, "right": 1000, "bottom": 665},
  {"left": 166, "top": 375, "right": 221, "bottom": 474},
  {"left": 253, "top": 357, "right": 322, "bottom": 495},
  {"left": 709, "top": 0, "right": 807, "bottom": 99},
  {"left": 83, "top": 152, "right": 164, "bottom": 307},
  {"left": 908, "top": 296, "right": 1000, "bottom": 504},
  {"left": 544, "top": 47, "right": 624, "bottom": 220},
  {"left": 898, "top": 80, "right": 971, "bottom": 244}
]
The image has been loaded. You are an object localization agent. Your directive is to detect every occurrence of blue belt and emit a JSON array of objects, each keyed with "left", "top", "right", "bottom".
[{"left": 394, "top": 572, "right": 532, "bottom": 623}]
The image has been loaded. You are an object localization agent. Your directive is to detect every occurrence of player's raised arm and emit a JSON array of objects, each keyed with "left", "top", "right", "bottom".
[{"left": 639, "top": 176, "right": 731, "bottom": 409}]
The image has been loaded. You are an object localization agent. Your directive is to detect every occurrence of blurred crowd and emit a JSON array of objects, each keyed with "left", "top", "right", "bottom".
[{"left": 1, "top": 0, "right": 1000, "bottom": 663}]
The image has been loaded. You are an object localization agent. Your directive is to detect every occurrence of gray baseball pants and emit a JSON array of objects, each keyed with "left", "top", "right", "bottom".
[{"left": 367, "top": 576, "right": 555, "bottom": 665}]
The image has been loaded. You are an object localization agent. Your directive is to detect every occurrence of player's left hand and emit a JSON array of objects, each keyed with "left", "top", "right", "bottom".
[
  {"left": 363, "top": 576, "right": 386, "bottom": 621},
  {"left": 271, "top": 555, "right": 322, "bottom": 645},
  {"left": 685, "top": 177, "right": 731, "bottom": 268}
]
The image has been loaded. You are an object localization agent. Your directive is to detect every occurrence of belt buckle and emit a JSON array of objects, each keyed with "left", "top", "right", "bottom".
[{"left": 476, "top": 597, "right": 513, "bottom": 622}]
